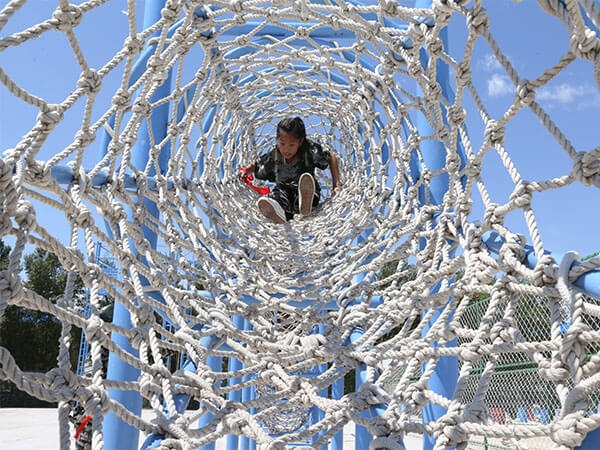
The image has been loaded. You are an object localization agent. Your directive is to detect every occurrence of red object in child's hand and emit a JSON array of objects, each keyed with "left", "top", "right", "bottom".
[
  {"left": 75, "top": 416, "right": 92, "bottom": 440},
  {"left": 240, "top": 167, "right": 270, "bottom": 195}
]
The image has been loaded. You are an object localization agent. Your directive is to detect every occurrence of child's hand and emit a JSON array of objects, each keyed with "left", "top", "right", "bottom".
[
  {"left": 239, "top": 163, "right": 255, "bottom": 181},
  {"left": 332, "top": 185, "right": 341, "bottom": 196}
]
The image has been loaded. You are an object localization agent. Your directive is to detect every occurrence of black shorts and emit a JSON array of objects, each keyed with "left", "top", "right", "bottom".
[{"left": 269, "top": 184, "right": 320, "bottom": 220}]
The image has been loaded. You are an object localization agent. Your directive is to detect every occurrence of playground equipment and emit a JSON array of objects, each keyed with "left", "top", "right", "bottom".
[{"left": 1, "top": 0, "right": 600, "bottom": 449}]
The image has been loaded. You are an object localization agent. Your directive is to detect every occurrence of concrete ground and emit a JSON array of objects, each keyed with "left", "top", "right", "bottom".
[{"left": 0, "top": 408, "right": 424, "bottom": 449}]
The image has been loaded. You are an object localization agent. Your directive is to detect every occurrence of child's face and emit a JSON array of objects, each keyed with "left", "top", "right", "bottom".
[{"left": 277, "top": 132, "right": 303, "bottom": 162}]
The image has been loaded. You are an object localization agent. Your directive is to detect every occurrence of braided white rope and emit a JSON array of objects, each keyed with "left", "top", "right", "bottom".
[{"left": 1, "top": 0, "right": 600, "bottom": 448}]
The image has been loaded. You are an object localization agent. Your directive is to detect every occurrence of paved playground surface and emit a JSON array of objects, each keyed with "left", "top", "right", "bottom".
[{"left": 0, "top": 408, "right": 424, "bottom": 449}]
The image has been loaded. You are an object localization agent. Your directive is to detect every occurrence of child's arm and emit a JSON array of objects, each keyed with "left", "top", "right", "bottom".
[{"left": 329, "top": 152, "right": 342, "bottom": 196}]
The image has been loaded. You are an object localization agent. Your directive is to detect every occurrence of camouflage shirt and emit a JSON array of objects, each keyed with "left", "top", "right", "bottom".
[{"left": 254, "top": 139, "right": 331, "bottom": 194}]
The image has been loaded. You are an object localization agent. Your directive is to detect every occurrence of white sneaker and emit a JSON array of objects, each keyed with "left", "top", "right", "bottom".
[
  {"left": 298, "top": 173, "right": 315, "bottom": 216},
  {"left": 257, "top": 197, "right": 286, "bottom": 224}
]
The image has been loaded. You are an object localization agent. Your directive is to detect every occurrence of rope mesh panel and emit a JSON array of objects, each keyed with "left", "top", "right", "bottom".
[{"left": 1, "top": 0, "right": 600, "bottom": 448}]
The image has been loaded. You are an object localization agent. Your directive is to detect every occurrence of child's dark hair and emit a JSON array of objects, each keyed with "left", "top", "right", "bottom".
[{"left": 276, "top": 117, "right": 306, "bottom": 141}]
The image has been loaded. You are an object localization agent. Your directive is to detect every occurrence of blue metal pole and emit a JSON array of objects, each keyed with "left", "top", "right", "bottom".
[
  {"left": 481, "top": 231, "right": 600, "bottom": 300},
  {"left": 350, "top": 326, "right": 389, "bottom": 449},
  {"left": 140, "top": 358, "right": 195, "bottom": 449},
  {"left": 331, "top": 373, "right": 344, "bottom": 450},
  {"left": 240, "top": 318, "right": 253, "bottom": 450},
  {"left": 412, "top": 1, "right": 461, "bottom": 449},
  {"left": 199, "top": 334, "right": 221, "bottom": 450},
  {"left": 311, "top": 324, "right": 328, "bottom": 449},
  {"left": 103, "top": 1, "right": 171, "bottom": 448},
  {"left": 227, "top": 315, "right": 245, "bottom": 450},
  {"left": 352, "top": 327, "right": 372, "bottom": 450}
]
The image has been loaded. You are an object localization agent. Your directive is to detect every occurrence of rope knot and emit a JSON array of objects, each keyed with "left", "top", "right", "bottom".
[
  {"left": 455, "top": 60, "right": 472, "bottom": 87},
  {"left": 37, "top": 105, "right": 64, "bottom": 129},
  {"left": 161, "top": 2, "right": 181, "bottom": 22},
  {"left": 532, "top": 254, "right": 558, "bottom": 287},
  {"left": 77, "top": 70, "right": 102, "bottom": 96},
  {"left": 75, "top": 208, "right": 93, "bottom": 228},
  {"left": 79, "top": 385, "right": 110, "bottom": 415},
  {"left": 572, "top": 149, "right": 600, "bottom": 187},
  {"left": 489, "top": 318, "right": 514, "bottom": 344},
  {"left": 370, "top": 436, "right": 405, "bottom": 450},
  {"left": 406, "top": 385, "right": 428, "bottom": 408},
  {"left": 550, "top": 412, "right": 587, "bottom": 448},
  {"left": 483, "top": 120, "right": 505, "bottom": 147},
  {"left": 124, "top": 36, "right": 144, "bottom": 54},
  {"left": 446, "top": 104, "right": 466, "bottom": 128},
  {"left": 224, "top": 410, "right": 252, "bottom": 435},
  {"left": 570, "top": 28, "right": 600, "bottom": 62},
  {"left": 52, "top": 4, "right": 83, "bottom": 33},
  {"left": 437, "top": 414, "right": 467, "bottom": 448},
  {"left": 112, "top": 88, "right": 131, "bottom": 108},
  {"left": 460, "top": 343, "right": 481, "bottom": 363},
  {"left": 432, "top": 0, "right": 466, "bottom": 15},
  {"left": 75, "top": 128, "right": 96, "bottom": 148},
  {"left": 231, "top": 0, "right": 245, "bottom": 13},
  {"left": 138, "top": 372, "right": 156, "bottom": 399},
  {"left": 426, "top": 80, "right": 443, "bottom": 99},
  {"left": 406, "top": 133, "right": 420, "bottom": 150},
  {"left": 515, "top": 79, "right": 535, "bottom": 107},
  {"left": 296, "top": 27, "right": 309, "bottom": 39},
  {"left": 407, "top": 23, "right": 426, "bottom": 50},
  {"left": 14, "top": 199, "right": 35, "bottom": 229},
  {"left": 509, "top": 180, "right": 533, "bottom": 208},
  {"left": 299, "top": 333, "right": 326, "bottom": 350},
  {"left": 426, "top": 37, "right": 444, "bottom": 58},
  {"left": 358, "top": 382, "right": 389, "bottom": 406},
  {"left": 499, "top": 234, "right": 526, "bottom": 267},
  {"left": 85, "top": 315, "right": 104, "bottom": 343},
  {"left": 466, "top": 5, "right": 489, "bottom": 35},
  {"left": 136, "top": 303, "right": 156, "bottom": 329},
  {"left": 152, "top": 363, "right": 172, "bottom": 385},
  {"left": 110, "top": 202, "right": 127, "bottom": 222},
  {"left": 0, "top": 270, "right": 21, "bottom": 307},
  {"left": 133, "top": 98, "right": 153, "bottom": 117},
  {"left": 483, "top": 203, "right": 503, "bottom": 226},
  {"left": 539, "top": 362, "right": 570, "bottom": 382},
  {"left": 381, "top": 0, "right": 398, "bottom": 16},
  {"left": 463, "top": 160, "right": 481, "bottom": 178},
  {"left": 47, "top": 367, "right": 77, "bottom": 390}
]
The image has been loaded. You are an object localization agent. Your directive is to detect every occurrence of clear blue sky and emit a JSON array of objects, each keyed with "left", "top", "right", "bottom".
[{"left": 0, "top": 0, "right": 598, "bottom": 260}]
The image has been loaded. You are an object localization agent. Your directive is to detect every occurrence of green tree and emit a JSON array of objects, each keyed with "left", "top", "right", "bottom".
[
  {"left": 0, "top": 246, "right": 83, "bottom": 373},
  {"left": 0, "top": 240, "right": 9, "bottom": 270}
]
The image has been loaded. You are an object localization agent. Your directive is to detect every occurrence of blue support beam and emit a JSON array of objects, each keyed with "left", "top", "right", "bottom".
[
  {"left": 241, "top": 318, "right": 256, "bottom": 450},
  {"left": 331, "top": 372, "right": 344, "bottom": 450},
  {"left": 411, "top": 1, "right": 464, "bottom": 448},
  {"left": 311, "top": 324, "right": 329, "bottom": 449},
  {"left": 140, "top": 358, "right": 195, "bottom": 449},
  {"left": 226, "top": 316, "right": 245, "bottom": 450},
  {"left": 102, "top": 1, "right": 172, "bottom": 448},
  {"left": 199, "top": 334, "right": 222, "bottom": 450},
  {"left": 352, "top": 326, "right": 372, "bottom": 450},
  {"left": 481, "top": 231, "right": 600, "bottom": 301}
]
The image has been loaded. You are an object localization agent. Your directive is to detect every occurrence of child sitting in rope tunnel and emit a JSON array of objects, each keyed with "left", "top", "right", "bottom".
[{"left": 240, "top": 117, "right": 342, "bottom": 223}]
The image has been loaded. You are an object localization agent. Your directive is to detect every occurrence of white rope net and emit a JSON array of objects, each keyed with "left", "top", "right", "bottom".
[{"left": 1, "top": 0, "right": 600, "bottom": 449}]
